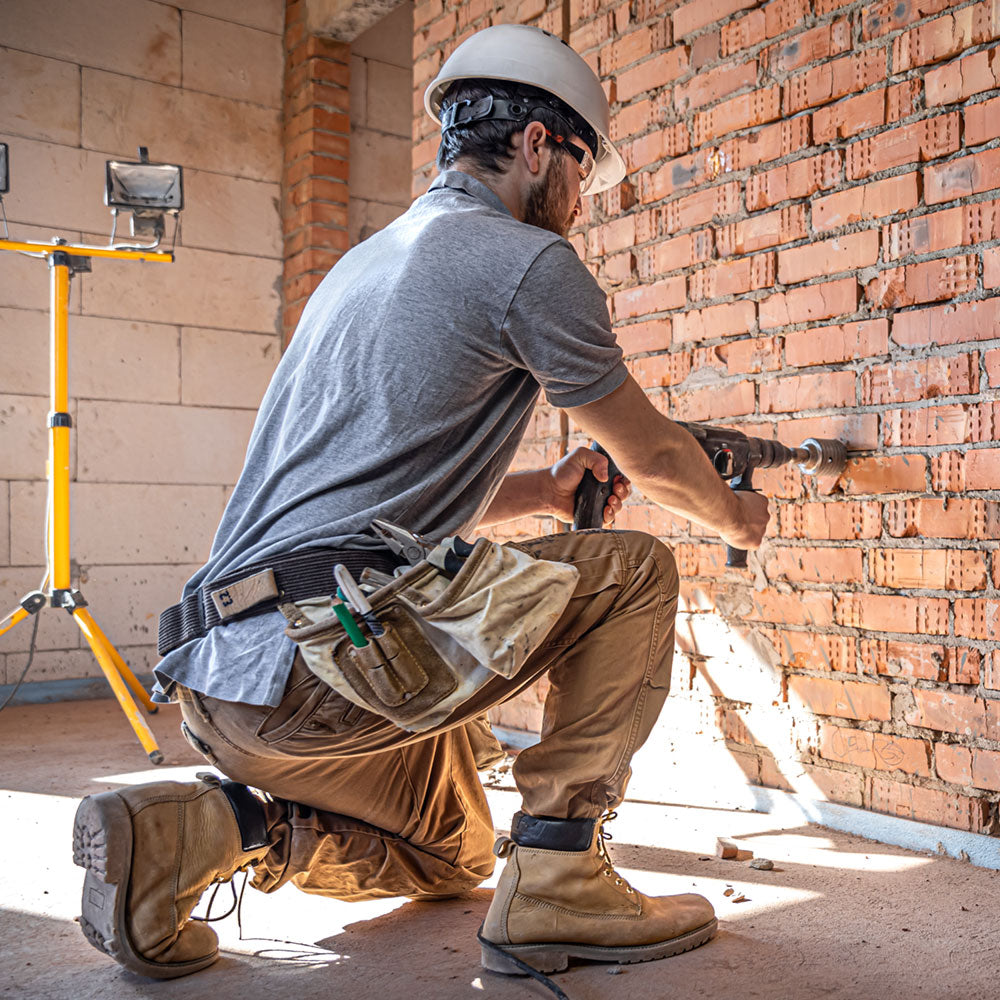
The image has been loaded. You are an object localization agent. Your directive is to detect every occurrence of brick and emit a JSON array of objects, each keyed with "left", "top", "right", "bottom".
[
  {"left": 671, "top": 300, "right": 756, "bottom": 342},
  {"left": 861, "top": 0, "right": 951, "bottom": 40},
  {"left": 841, "top": 455, "right": 926, "bottom": 494},
  {"left": 906, "top": 688, "right": 988, "bottom": 738},
  {"left": 784, "top": 50, "right": 887, "bottom": 115},
  {"left": 764, "top": 19, "right": 852, "bottom": 75},
  {"left": 759, "top": 278, "right": 859, "bottom": 329},
  {"left": 967, "top": 447, "right": 1000, "bottom": 487},
  {"left": 988, "top": 347, "right": 1000, "bottom": 386},
  {"left": 719, "top": 335, "right": 782, "bottom": 373},
  {"left": 812, "top": 88, "right": 886, "bottom": 143},
  {"left": 785, "top": 319, "right": 888, "bottom": 366},
  {"left": 742, "top": 589, "right": 836, "bottom": 627},
  {"left": 764, "top": 545, "right": 863, "bottom": 584},
  {"left": 867, "top": 775, "right": 989, "bottom": 832},
  {"left": 717, "top": 206, "right": 808, "bottom": 255},
  {"left": 803, "top": 763, "right": 864, "bottom": 806},
  {"left": 887, "top": 78, "right": 922, "bottom": 121},
  {"left": 617, "top": 48, "right": 689, "bottom": 102},
  {"left": 661, "top": 183, "right": 741, "bottom": 231},
  {"left": 588, "top": 215, "right": 636, "bottom": 256},
  {"left": 893, "top": 298, "right": 1000, "bottom": 347},
  {"left": 760, "top": 370, "right": 856, "bottom": 412},
  {"left": 622, "top": 124, "right": 691, "bottom": 172},
  {"left": 765, "top": 0, "right": 811, "bottom": 38},
  {"left": 630, "top": 351, "right": 692, "bottom": 389},
  {"left": 930, "top": 450, "right": 967, "bottom": 491},
  {"left": 937, "top": 743, "right": 972, "bottom": 784},
  {"left": 672, "top": 379, "right": 756, "bottom": 420},
  {"left": 720, "top": 117, "right": 813, "bottom": 172},
  {"left": 887, "top": 498, "right": 1000, "bottom": 538},
  {"left": 972, "top": 748, "right": 1000, "bottom": 791},
  {"left": 985, "top": 247, "right": 1000, "bottom": 287},
  {"left": 884, "top": 404, "right": 978, "bottom": 447},
  {"left": 613, "top": 277, "right": 686, "bottom": 319},
  {"left": 763, "top": 629, "right": 856, "bottom": 672},
  {"left": 779, "top": 501, "right": 882, "bottom": 540},
  {"left": 722, "top": 10, "right": 766, "bottom": 56},
  {"left": 820, "top": 724, "right": 931, "bottom": 776},
  {"left": 966, "top": 94, "right": 1000, "bottom": 144},
  {"left": 747, "top": 151, "right": 842, "bottom": 210},
  {"left": 674, "top": 59, "right": 758, "bottom": 114},
  {"left": 948, "top": 646, "right": 982, "bottom": 686},
  {"left": 954, "top": 598, "right": 1000, "bottom": 640},
  {"left": 893, "top": 1, "right": 999, "bottom": 72},
  {"left": 870, "top": 548, "right": 989, "bottom": 590},
  {"left": 673, "top": 0, "right": 758, "bottom": 38},
  {"left": 788, "top": 676, "right": 891, "bottom": 721},
  {"left": 689, "top": 254, "right": 774, "bottom": 300},
  {"left": 847, "top": 113, "right": 961, "bottom": 181},
  {"left": 778, "top": 231, "right": 879, "bottom": 285},
  {"left": 836, "top": 593, "right": 949, "bottom": 635},
  {"left": 862, "top": 353, "right": 978, "bottom": 405},
  {"left": 780, "top": 412, "right": 880, "bottom": 450},
  {"left": 813, "top": 174, "right": 920, "bottom": 233},
  {"left": 860, "top": 639, "right": 944, "bottom": 681},
  {"left": 883, "top": 199, "right": 1000, "bottom": 261},
  {"left": 926, "top": 48, "right": 1000, "bottom": 106},
  {"left": 866, "top": 255, "right": 977, "bottom": 309},
  {"left": 693, "top": 87, "right": 781, "bottom": 145},
  {"left": 610, "top": 97, "right": 652, "bottom": 143},
  {"left": 641, "top": 231, "right": 715, "bottom": 277},
  {"left": 924, "top": 147, "right": 1000, "bottom": 203},
  {"left": 598, "top": 25, "right": 654, "bottom": 76}
]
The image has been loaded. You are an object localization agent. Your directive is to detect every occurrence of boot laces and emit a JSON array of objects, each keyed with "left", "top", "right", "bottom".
[{"left": 596, "top": 811, "right": 635, "bottom": 894}]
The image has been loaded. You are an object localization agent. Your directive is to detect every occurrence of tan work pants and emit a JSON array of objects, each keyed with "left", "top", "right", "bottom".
[{"left": 178, "top": 530, "right": 678, "bottom": 902}]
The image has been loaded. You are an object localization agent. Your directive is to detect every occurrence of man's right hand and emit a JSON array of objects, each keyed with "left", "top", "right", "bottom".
[{"left": 721, "top": 490, "right": 771, "bottom": 552}]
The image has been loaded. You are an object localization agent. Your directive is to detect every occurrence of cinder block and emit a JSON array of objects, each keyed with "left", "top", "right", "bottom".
[
  {"left": 0, "top": 393, "right": 77, "bottom": 480},
  {"left": 80, "top": 244, "right": 281, "bottom": 334},
  {"left": 348, "top": 128, "right": 413, "bottom": 205},
  {"left": 351, "top": 2, "right": 414, "bottom": 68},
  {"left": 1, "top": 0, "right": 181, "bottom": 85},
  {"left": 181, "top": 327, "right": 279, "bottom": 408},
  {"left": 173, "top": 0, "right": 283, "bottom": 34},
  {"left": 182, "top": 12, "right": 283, "bottom": 108},
  {"left": 10, "top": 480, "right": 226, "bottom": 564},
  {"left": 0, "top": 565, "right": 82, "bottom": 652},
  {"left": 182, "top": 170, "right": 281, "bottom": 258},
  {"left": 0, "top": 136, "right": 118, "bottom": 236},
  {"left": 350, "top": 56, "right": 368, "bottom": 127},
  {"left": 76, "top": 400, "right": 255, "bottom": 485},
  {"left": 0, "top": 47, "right": 80, "bottom": 145},
  {"left": 0, "top": 308, "right": 48, "bottom": 396},
  {"left": 78, "top": 562, "right": 200, "bottom": 648},
  {"left": 73, "top": 315, "right": 180, "bottom": 404},
  {"left": 82, "top": 69, "right": 281, "bottom": 182},
  {"left": 367, "top": 61, "right": 413, "bottom": 138}
]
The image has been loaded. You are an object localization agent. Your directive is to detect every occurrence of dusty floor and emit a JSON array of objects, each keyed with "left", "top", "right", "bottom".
[{"left": 1, "top": 698, "right": 996, "bottom": 1000}]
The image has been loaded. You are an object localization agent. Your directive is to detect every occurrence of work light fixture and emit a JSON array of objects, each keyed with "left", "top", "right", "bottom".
[
  {"left": 0, "top": 143, "right": 9, "bottom": 194},
  {"left": 105, "top": 146, "right": 183, "bottom": 246}
]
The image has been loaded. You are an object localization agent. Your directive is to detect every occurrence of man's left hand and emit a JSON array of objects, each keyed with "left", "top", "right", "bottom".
[{"left": 547, "top": 446, "right": 631, "bottom": 526}]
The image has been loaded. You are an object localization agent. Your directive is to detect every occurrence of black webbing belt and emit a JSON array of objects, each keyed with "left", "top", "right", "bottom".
[{"left": 157, "top": 547, "right": 399, "bottom": 656}]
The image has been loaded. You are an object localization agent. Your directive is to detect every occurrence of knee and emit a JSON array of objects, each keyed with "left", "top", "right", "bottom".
[{"left": 618, "top": 531, "right": 679, "bottom": 600}]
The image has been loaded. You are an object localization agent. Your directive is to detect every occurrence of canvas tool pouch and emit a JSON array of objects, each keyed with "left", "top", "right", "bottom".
[{"left": 281, "top": 538, "right": 580, "bottom": 732}]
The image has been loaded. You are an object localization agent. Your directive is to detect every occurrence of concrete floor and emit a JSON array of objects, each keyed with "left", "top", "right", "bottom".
[{"left": 1, "top": 699, "right": 996, "bottom": 1000}]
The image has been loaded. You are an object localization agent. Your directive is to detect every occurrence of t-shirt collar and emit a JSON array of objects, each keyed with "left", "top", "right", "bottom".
[{"left": 428, "top": 170, "right": 513, "bottom": 218}]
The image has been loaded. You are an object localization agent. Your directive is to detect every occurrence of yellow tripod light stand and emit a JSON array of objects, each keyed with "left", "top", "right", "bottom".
[{"left": 0, "top": 147, "right": 183, "bottom": 763}]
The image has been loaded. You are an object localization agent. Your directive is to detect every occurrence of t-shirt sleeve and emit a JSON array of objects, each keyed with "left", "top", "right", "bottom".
[{"left": 500, "top": 240, "right": 627, "bottom": 408}]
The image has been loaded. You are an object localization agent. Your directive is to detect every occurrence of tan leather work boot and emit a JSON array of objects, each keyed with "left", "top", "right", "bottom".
[
  {"left": 72, "top": 772, "right": 270, "bottom": 979},
  {"left": 480, "top": 810, "right": 717, "bottom": 974}
]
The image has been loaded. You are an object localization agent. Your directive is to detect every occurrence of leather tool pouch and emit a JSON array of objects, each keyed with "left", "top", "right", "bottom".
[{"left": 280, "top": 537, "right": 580, "bottom": 732}]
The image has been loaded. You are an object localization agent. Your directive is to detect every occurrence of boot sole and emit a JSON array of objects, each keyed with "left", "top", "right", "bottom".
[
  {"left": 73, "top": 791, "right": 219, "bottom": 980},
  {"left": 481, "top": 916, "right": 718, "bottom": 975}
]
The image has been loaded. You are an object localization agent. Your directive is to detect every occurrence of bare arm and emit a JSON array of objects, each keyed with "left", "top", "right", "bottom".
[{"left": 565, "top": 375, "right": 769, "bottom": 550}]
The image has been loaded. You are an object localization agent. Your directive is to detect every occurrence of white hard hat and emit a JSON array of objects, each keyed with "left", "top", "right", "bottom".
[{"left": 424, "top": 24, "right": 626, "bottom": 196}]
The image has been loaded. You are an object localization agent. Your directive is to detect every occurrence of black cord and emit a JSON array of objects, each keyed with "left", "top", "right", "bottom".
[
  {"left": 0, "top": 610, "right": 41, "bottom": 714},
  {"left": 477, "top": 925, "right": 571, "bottom": 1000}
]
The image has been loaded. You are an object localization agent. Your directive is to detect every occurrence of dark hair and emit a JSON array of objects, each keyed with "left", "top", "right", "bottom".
[{"left": 436, "top": 78, "right": 596, "bottom": 176}]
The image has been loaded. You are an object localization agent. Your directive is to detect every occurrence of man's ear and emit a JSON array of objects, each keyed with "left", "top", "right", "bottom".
[{"left": 521, "top": 121, "right": 547, "bottom": 177}]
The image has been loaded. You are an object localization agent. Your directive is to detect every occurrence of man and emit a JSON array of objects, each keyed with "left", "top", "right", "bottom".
[{"left": 73, "top": 24, "right": 769, "bottom": 986}]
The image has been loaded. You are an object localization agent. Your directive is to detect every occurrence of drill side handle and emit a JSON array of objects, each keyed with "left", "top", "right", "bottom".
[
  {"left": 572, "top": 442, "right": 622, "bottom": 531},
  {"left": 725, "top": 467, "right": 755, "bottom": 569}
]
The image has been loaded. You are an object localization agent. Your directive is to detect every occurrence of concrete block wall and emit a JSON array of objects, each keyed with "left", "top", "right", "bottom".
[
  {"left": 414, "top": 0, "right": 1000, "bottom": 837},
  {"left": 350, "top": 3, "right": 415, "bottom": 245},
  {"left": 0, "top": 1, "right": 284, "bottom": 692}
]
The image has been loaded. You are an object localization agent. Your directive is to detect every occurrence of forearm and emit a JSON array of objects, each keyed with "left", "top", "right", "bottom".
[{"left": 476, "top": 469, "right": 556, "bottom": 529}]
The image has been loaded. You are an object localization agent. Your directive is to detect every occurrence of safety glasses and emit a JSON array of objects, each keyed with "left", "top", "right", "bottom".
[{"left": 544, "top": 128, "right": 595, "bottom": 189}]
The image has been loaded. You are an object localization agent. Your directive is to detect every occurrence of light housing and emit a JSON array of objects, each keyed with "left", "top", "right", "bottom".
[
  {"left": 0, "top": 143, "right": 8, "bottom": 194},
  {"left": 104, "top": 148, "right": 183, "bottom": 244}
]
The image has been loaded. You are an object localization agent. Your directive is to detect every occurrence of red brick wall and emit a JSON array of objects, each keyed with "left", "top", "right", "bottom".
[
  {"left": 283, "top": 0, "right": 351, "bottom": 344},
  {"left": 414, "top": 0, "right": 1000, "bottom": 836}
]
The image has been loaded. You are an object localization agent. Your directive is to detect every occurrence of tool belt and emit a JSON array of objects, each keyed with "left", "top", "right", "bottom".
[
  {"left": 157, "top": 547, "right": 399, "bottom": 656},
  {"left": 281, "top": 537, "right": 581, "bottom": 732}
]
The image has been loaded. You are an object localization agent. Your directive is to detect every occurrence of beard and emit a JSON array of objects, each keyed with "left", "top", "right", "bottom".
[{"left": 523, "top": 158, "right": 574, "bottom": 239}]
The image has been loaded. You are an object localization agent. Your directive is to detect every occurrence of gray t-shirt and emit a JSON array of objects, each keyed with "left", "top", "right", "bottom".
[{"left": 154, "top": 170, "right": 626, "bottom": 706}]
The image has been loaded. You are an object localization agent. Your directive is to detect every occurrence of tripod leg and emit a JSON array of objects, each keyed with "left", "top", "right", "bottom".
[
  {"left": 73, "top": 608, "right": 163, "bottom": 765},
  {"left": 77, "top": 613, "right": 158, "bottom": 714},
  {"left": 0, "top": 607, "right": 30, "bottom": 640}
]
